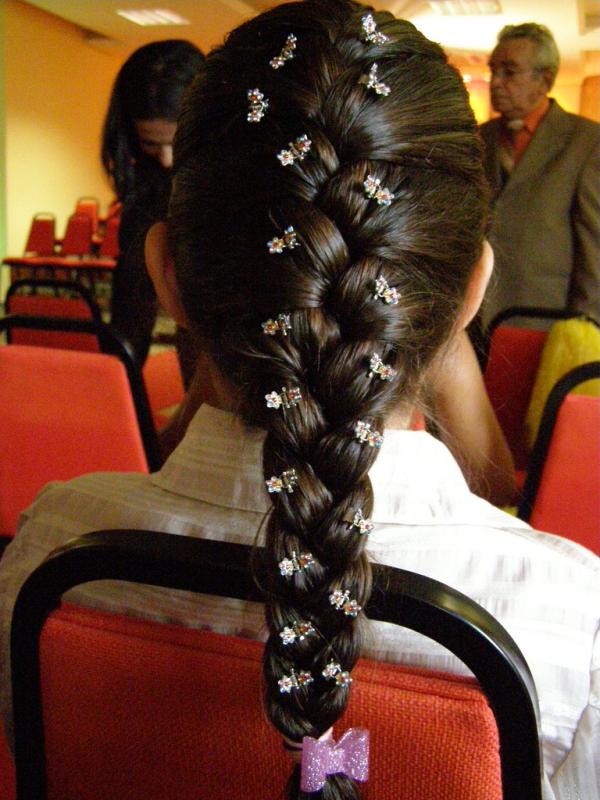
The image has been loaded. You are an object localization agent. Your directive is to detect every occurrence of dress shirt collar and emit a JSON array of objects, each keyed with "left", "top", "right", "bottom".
[{"left": 151, "top": 404, "right": 525, "bottom": 530}]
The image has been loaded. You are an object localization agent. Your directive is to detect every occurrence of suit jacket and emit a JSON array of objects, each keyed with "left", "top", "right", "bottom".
[{"left": 479, "top": 99, "right": 600, "bottom": 327}]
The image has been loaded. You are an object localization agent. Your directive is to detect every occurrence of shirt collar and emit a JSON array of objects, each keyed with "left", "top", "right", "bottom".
[{"left": 151, "top": 404, "right": 522, "bottom": 529}]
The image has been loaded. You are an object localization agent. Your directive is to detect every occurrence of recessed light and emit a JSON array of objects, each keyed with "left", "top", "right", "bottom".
[
  {"left": 116, "top": 9, "right": 191, "bottom": 26},
  {"left": 429, "top": 0, "right": 501, "bottom": 14}
]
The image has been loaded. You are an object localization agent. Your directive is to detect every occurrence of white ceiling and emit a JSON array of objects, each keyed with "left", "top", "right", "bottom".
[{"left": 23, "top": 0, "right": 600, "bottom": 81}]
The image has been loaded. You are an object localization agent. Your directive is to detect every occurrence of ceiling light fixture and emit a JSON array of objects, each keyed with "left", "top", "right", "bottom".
[
  {"left": 116, "top": 9, "right": 191, "bottom": 26},
  {"left": 429, "top": 0, "right": 501, "bottom": 14}
]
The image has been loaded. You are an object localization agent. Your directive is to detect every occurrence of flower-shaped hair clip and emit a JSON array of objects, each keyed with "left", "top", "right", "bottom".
[
  {"left": 270, "top": 33, "right": 297, "bottom": 69},
  {"left": 267, "top": 225, "right": 300, "bottom": 254},
  {"left": 278, "top": 669, "right": 314, "bottom": 694},
  {"left": 247, "top": 88, "right": 269, "bottom": 122},
  {"left": 358, "top": 63, "right": 390, "bottom": 96},
  {"left": 350, "top": 509, "right": 374, "bottom": 536},
  {"left": 361, "top": 13, "right": 388, "bottom": 45},
  {"left": 329, "top": 589, "right": 362, "bottom": 618},
  {"left": 368, "top": 353, "right": 397, "bottom": 381},
  {"left": 280, "top": 620, "right": 316, "bottom": 645},
  {"left": 373, "top": 275, "right": 401, "bottom": 306},
  {"left": 277, "top": 134, "right": 312, "bottom": 166},
  {"left": 322, "top": 661, "right": 353, "bottom": 687},
  {"left": 266, "top": 468, "right": 298, "bottom": 494},
  {"left": 265, "top": 386, "right": 302, "bottom": 410},
  {"left": 354, "top": 420, "right": 384, "bottom": 449},
  {"left": 364, "top": 175, "right": 395, "bottom": 206},
  {"left": 262, "top": 314, "right": 292, "bottom": 336},
  {"left": 279, "top": 550, "right": 316, "bottom": 577}
]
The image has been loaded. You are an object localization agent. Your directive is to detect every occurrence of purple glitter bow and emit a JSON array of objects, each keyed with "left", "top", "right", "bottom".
[{"left": 300, "top": 728, "right": 369, "bottom": 792}]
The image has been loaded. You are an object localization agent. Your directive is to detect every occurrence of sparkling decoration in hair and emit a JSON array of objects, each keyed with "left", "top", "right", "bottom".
[
  {"left": 262, "top": 314, "right": 292, "bottom": 336},
  {"left": 358, "top": 63, "right": 390, "bottom": 96},
  {"left": 278, "top": 551, "right": 316, "bottom": 576},
  {"left": 350, "top": 509, "right": 374, "bottom": 535},
  {"left": 267, "top": 225, "right": 300, "bottom": 254},
  {"left": 247, "top": 88, "right": 269, "bottom": 122},
  {"left": 322, "top": 661, "right": 353, "bottom": 687},
  {"left": 373, "top": 275, "right": 401, "bottom": 305},
  {"left": 329, "top": 589, "right": 362, "bottom": 617},
  {"left": 368, "top": 353, "right": 397, "bottom": 381},
  {"left": 265, "top": 386, "right": 302, "bottom": 410},
  {"left": 278, "top": 669, "right": 314, "bottom": 694},
  {"left": 354, "top": 420, "right": 384, "bottom": 448},
  {"left": 361, "top": 13, "right": 388, "bottom": 45},
  {"left": 364, "top": 175, "right": 395, "bottom": 206},
  {"left": 270, "top": 33, "right": 297, "bottom": 69},
  {"left": 266, "top": 468, "right": 298, "bottom": 494},
  {"left": 277, "top": 134, "right": 312, "bottom": 166},
  {"left": 280, "top": 620, "right": 316, "bottom": 645}
]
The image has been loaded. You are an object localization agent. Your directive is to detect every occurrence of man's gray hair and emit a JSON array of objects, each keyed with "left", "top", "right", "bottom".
[{"left": 497, "top": 23, "right": 560, "bottom": 84}]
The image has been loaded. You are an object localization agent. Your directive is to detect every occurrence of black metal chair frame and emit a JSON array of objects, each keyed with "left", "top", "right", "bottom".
[
  {"left": 10, "top": 529, "right": 543, "bottom": 799},
  {"left": 0, "top": 315, "right": 161, "bottom": 472},
  {"left": 4, "top": 278, "right": 103, "bottom": 334},
  {"left": 518, "top": 361, "right": 600, "bottom": 520}
]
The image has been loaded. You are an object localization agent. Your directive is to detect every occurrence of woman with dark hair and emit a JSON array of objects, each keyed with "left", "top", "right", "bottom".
[
  {"left": 1, "top": 4, "right": 598, "bottom": 797},
  {"left": 101, "top": 39, "right": 204, "bottom": 366}
]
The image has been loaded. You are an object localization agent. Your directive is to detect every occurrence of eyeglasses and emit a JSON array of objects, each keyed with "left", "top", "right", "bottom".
[{"left": 488, "top": 66, "right": 541, "bottom": 82}]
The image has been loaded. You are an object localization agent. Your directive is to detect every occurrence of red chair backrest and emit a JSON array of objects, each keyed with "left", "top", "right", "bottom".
[
  {"left": 0, "top": 346, "right": 149, "bottom": 537},
  {"left": 39, "top": 604, "right": 501, "bottom": 800},
  {"left": 530, "top": 394, "right": 600, "bottom": 554},
  {"left": 5, "top": 294, "right": 100, "bottom": 352},
  {"left": 24, "top": 214, "right": 55, "bottom": 256},
  {"left": 98, "top": 214, "right": 120, "bottom": 258},
  {"left": 74, "top": 198, "right": 99, "bottom": 235},
  {"left": 484, "top": 325, "right": 547, "bottom": 471},
  {"left": 142, "top": 350, "right": 185, "bottom": 430},
  {"left": 59, "top": 213, "right": 92, "bottom": 256}
]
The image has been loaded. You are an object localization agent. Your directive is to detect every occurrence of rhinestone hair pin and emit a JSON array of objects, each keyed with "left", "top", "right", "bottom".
[
  {"left": 266, "top": 468, "right": 298, "bottom": 494},
  {"left": 277, "top": 134, "right": 312, "bottom": 166},
  {"left": 354, "top": 420, "right": 384, "bottom": 449},
  {"left": 358, "top": 63, "right": 390, "bottom": 96},
  {"left": 279, "top": 669, "right": 314, "bottom": 694},
  {"left": 322, "top": 661, "right": 353, "bottom": 687},
  {"left": 279, "top": 551, "right": 316, "bottom": 577},
  {"left": 329, "top": 589, "right": 362, "bottom": 618},
  {"left": 267, "top": 225, "right": 300, "bottom": 254},
  {"left": 364, "top": 175, "right": 395, "bottom": 206},
  {"left": 373, "top": 275, "right": 401, "bottom": 306},
  {"left": 265, "top": 386, "right": 302, "bottom": 410},
  {"left": 270, "top": 33, "right": 297, "bottom": 69},
  {"left": 247, "top": 88, "right": 269, "bottom": 122},
  {"left": 280, "top": 620, "right": 316, "bottom": 645},
  {"left": 361, "top": 13, "right": 388, "bottom": 45},
  {"left": 368, "top": 353, "right": 397, "bottom": 381},
  {"left": 350, "top": 509, "right": 374, "bottom": 536},
  {"left": 262, "top": 314, "right": 292, "bottom": 336}
]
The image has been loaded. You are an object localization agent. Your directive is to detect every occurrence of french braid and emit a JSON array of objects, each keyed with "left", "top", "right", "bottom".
[{"left": 169, "top": 2, "right": 488, "bottom": 797}]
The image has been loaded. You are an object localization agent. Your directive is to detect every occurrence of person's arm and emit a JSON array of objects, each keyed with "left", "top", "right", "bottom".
[
  {"left": 568, "top": 135, "right": 600, "bottom": 322},
  {"left": 426, "top": 330, "right": 517, "bottom": 507}
]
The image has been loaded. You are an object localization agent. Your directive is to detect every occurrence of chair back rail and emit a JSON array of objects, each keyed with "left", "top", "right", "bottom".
[{"left": 10, "top": 530, "right": 542, "bottom": 800}]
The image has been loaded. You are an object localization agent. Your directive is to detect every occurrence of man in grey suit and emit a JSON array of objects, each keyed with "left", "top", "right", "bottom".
[{"left": 479, "top": 23, "right": 599, "bottom": 328}]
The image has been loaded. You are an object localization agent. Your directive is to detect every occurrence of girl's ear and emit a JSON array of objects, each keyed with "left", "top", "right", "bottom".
[
  {"left": 457, "top": 240, "right": 494, "bottom": 330},
  {"left": 145, "top": 221, "right": 188, "bottom": 328}
]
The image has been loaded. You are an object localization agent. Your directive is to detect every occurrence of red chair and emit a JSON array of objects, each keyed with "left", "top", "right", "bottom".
[
  {"left": 74, "top": 197, "right": 100, "bottom": 237},
  {"left": 518, "top": 362, "right": 600, "bottom": 555},
  {"left": 483, "top": 307, "right": 587, "bottom": 481},
  {"left": 4, "top": 279, "right": 102, "bottom": 352},
  {"left": 142, "top": 349, "right": 185, "bottom": 430},
  {"left": 98, "top": 213, "right": 120, "bottom": 258},
  {"left": 59, "top": 212, "right": 92, "bottom": 257},
  {"left": 23, "top": 213, "right": 56, "bottom": 257},
  {"left": 10, "top": 531, "right": 542, "bottom": 800},
  {"left": 0, "top": 721, "right": 15, "bottom": 800},
  {"left": 0, "top": 321, "right": 161, "bottom": 541}
]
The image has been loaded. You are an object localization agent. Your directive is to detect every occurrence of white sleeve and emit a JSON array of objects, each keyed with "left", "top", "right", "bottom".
[{"left": 550, "top": 624, "right": 600, "bottom": 800}]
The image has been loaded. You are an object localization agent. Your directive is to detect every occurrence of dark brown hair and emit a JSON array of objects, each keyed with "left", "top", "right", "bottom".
[{"left": 169, "top": 2, "right": 487, "bottom": 797}]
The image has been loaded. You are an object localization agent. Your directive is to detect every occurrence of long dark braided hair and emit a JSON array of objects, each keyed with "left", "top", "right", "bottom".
[{"left": 169, "top": 2, "right": 488, "bottom": 797}]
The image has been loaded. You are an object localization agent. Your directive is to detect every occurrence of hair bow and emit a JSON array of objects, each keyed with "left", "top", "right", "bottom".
[{"left": 300, "top": 728, "right": 369, "bottom": 792}]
